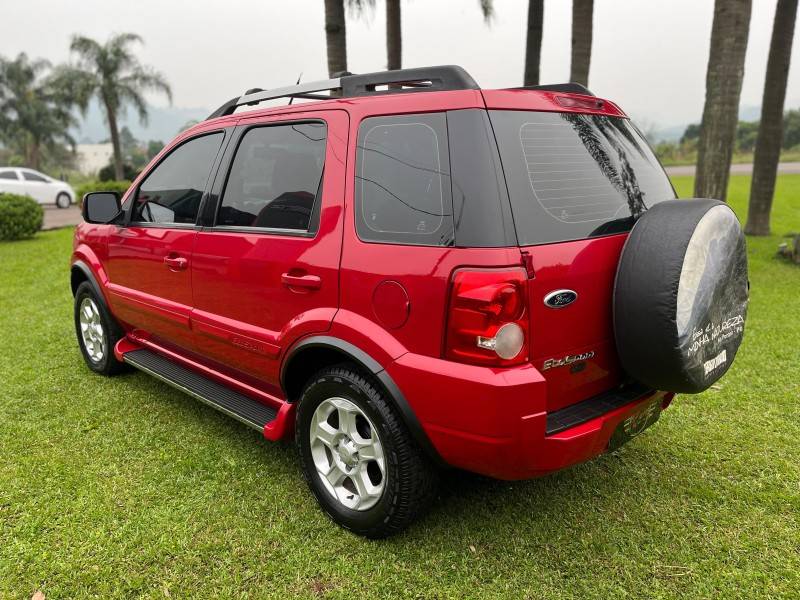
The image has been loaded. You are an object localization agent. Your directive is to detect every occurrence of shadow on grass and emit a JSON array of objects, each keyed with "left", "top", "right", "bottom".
[{"left": 117, "top": 367, "right": 668, "bottom": 548}]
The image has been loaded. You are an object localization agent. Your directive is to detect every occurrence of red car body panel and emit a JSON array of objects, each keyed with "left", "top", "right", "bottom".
[{"left": 72, "top": 85, "right": 671, "bottom": 481}]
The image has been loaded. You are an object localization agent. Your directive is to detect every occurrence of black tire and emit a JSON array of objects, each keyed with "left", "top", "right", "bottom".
[
  {"left": 56, "top": 193, "right": 71, "bottom": 209},
  {"left": 74, "top": 281, "right": 127, "bottom": 376},
  {"left": 296, "top": 365, "right": 438, "bottom": 538},
  {"left": 614, "top": 199, "right": 749, "bottom": 393}
]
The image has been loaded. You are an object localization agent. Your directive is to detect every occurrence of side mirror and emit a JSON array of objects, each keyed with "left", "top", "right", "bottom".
[{"left": 82, "top": 192, "right": 121, "bottom": 224}]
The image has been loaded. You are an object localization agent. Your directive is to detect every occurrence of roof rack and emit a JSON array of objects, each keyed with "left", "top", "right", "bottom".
[
  {"left": 206, "top": 65, "right": 479, "bottom": 120},
  {"left": 513, "top": 82, "right": 595, "bottom": 96}
]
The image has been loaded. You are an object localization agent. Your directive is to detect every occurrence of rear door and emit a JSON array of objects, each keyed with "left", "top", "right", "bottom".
[
  {"left": 488, "top": 108, "right": 675, "bottom": 411},
  {"left": 0, "top": 169, "right": 26, "bottom": 196},
  {"left": 189, "top": 110, "right": 347, "bottom": 389},
  {"left": 105, "top": 130, "right": 226, "bottom": 351},
  {"left": 20, "top": 170, "right": 51, "bottom": 203}
]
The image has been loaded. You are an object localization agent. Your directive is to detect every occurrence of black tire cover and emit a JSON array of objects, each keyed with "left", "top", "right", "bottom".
[{"left": 613, "top": 199, "right": 749, "bottom": 393}]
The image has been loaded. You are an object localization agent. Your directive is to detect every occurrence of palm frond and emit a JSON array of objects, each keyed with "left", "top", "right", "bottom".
[{"left": 479, "top": 0, "right": 494, "bottom": 23}]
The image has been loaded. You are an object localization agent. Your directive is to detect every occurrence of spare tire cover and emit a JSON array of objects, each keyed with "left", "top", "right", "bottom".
[{"left": 613, "top": 199, "right": 748, "bottom": 393}]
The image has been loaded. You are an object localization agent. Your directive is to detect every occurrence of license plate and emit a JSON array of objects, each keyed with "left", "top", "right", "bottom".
[{"left": 608, "top": 398, "right": 662, "bottom": 451}]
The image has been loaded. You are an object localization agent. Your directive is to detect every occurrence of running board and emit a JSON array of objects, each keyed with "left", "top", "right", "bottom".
[
  {"left": 123, "top": 348, "right": 278, "bottom": 432},
  {"left": 546, "top": 383, "right": 653, "bottom": 435}
]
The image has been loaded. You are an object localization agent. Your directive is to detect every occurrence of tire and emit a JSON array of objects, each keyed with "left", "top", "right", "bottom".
[
  {"left": 296, "top": 365, "right": 438, "bottom": 538},
  {"left": 56, "top": 192, "right": 71, "bottom": 209},
  {"left": 614, "top": 199, "right": 749, "bottom": 393},
  {"left": 74, "top": 281, "right": 127, "bottom": 376}
]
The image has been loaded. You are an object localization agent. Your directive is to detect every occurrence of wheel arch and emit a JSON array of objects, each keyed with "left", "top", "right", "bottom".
[
  {"left": 281, "top": 336, "right": 444, "bottom": 466},
  {"left": 71, "top": 260, "right": 104, "bottom": 299}
]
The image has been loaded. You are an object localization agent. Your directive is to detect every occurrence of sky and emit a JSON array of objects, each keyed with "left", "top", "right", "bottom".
[{"left": 2, "top": 0, "right": 798, "bottom": 137}]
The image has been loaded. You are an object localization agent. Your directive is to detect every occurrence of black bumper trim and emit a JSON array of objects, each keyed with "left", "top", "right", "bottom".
[{"left": 546, "top": 383, "right": 653, "bottom": 436}]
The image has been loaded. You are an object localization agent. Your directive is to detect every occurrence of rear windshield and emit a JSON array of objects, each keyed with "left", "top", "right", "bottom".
[{"left": 489, "top": 110, "right": 675, "bottom": 245}]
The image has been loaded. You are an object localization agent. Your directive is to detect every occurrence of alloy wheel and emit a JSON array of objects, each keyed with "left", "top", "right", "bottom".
[{"left": 309, "top": 397, "right": 386, "bottom": 511}]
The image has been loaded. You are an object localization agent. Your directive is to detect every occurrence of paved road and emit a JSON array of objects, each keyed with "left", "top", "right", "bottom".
[
  {"left": 40, "top": 162, "right": 800, "bottom": 231},
  {"left": 42, "top": 205, "right": 82, "bottom": 230},
  {"left": 665, "top": 161, "right": 800, "bottom": 176}
]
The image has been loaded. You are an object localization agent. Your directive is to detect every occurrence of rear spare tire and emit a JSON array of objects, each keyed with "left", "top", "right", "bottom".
[{"left": 614, "top": 199, "right": 748, "bottom": 393}]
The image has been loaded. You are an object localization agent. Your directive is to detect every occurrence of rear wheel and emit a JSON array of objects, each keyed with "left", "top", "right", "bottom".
[
  {"left": 296, "top": 365, "right": 438, "bottom": 538},
  {"left": 74, "top": 281, "right": 127, "bottom": 375},
  {"left": 56, "top": 192, "right": 71, "bottom": 209}
]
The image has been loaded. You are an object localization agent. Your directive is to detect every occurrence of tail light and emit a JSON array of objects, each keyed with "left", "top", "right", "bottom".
[{"left": 444, "top": 267, "right": 529, "bottom": 366}]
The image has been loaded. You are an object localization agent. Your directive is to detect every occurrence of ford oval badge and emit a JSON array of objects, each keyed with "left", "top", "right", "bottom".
[{"left": 544, "top": 289, "right": 578, "bottom": 309}]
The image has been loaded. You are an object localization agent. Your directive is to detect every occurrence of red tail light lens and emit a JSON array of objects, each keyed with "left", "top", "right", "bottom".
[
  {"left": 555, "top": 95, "right": 605, "bottom": 111},
  {"left": 444, "top": 267, "right": 529, "bottom": 366}
]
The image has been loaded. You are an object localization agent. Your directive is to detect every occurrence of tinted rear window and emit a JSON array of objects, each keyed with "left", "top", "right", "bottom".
[{"left": 489, "top": 110, "right": 675, "bottom": 245}]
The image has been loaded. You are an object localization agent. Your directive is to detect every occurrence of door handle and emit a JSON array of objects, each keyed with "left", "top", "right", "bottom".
[
  {"left": 164, "top": 255, "right": 188, "bottom": 271},
  {"left": 281, "top": 272, "right": 321, "bottom": 291}
]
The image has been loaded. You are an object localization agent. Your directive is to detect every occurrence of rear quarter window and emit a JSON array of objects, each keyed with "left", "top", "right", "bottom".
[
  {"left": 355, "top": 113, "right": 454, "bottom": 246},
  {"left": 489, "top": 110, "right": 675, "bottom": 245}
]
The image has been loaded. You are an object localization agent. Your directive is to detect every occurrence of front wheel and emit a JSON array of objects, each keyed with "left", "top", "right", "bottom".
[
  {"left": 56, "top": 192, "right": 71, "bottom": 209},
  {"left": 296, "top": 365, "right": 438, "bottom": 538}
]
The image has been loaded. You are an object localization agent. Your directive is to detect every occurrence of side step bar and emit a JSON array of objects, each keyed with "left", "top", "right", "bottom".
[
  {"left": 123, "top": 349, "right": 278, "bottom": 432},
  {"left": 546, "top": 383, "right": 653, "bottom": 435}
]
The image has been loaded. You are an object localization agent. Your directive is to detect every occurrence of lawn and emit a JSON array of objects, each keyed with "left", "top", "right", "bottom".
[{"left": 1, "top": 175, "right": 798, "bottom": 599}]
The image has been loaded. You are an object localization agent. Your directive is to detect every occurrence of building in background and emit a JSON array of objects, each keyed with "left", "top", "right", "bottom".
[{"left": 75, "top": 143, "right": 113, "bottom": 176}]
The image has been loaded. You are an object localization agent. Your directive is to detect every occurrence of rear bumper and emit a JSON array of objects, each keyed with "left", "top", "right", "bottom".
[{"left": 386, "top": 352, "right": 672, "bottom": 480}]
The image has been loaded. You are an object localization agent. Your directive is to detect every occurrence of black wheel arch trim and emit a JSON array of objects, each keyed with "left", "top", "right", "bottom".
[
  {"left": 71, "top": 260, "right": 105, "bottom": 301},
  {"left": 282, "top": 335, "right": 445, "bottom": 466}
]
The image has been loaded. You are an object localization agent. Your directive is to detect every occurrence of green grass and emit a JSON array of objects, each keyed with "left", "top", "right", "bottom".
[
  {"left": 658, "top": 149, "right": 800, "bottom": 167},
  {"left": 1, "top": 175, "right": 798, "bottom": 599}
]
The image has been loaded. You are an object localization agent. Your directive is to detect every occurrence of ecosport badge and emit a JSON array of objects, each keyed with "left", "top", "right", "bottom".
[
  {"left": 542, "top": 351, "right": 595, "bottom": 371},
  {"left": 544, "top": 289, "right": 578, "bottom": 308}
]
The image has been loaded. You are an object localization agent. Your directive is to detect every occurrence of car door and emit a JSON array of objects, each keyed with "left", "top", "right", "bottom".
[
  {"left": 20, "top": 170, "right": 51, "bottom": 203},
  {"left": 0, "top": 169, "right": 26, "bottom": 196},
  {"left": 105, "top": 130, "right": 227, "bottom": 351},
  {"left": 190, "top": 110, "right": 347, "bottom": 389}
]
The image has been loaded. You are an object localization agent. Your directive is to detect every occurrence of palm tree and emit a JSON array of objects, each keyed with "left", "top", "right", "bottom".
[
  {"left": 524, "top": 0, "right": 544, "bottom": 86},
  {"left": 0, "top": 53, "right": 78, "bottom": 170},
  {"left": 383, "top": 1, "right": 493, "bottom": 73},
  {"left": 59, "top": 34, "right": 171, "bottom": 180},
  {"left": 325, "top": 0, "right": 349, "bottom": 77},
  {"left": 570, "top": 0, "right": 593, "bottom": 86},
  {"left": 324, "top": 0, "right": 375, "bottom": 78},
  {"left": 745, "top": 0, "right": 797, "bottom": 235},
  {"left": 694, "top": 0, "right": 752, "bottom": 201},
  {"left": 386, "top": 0, "right": 401, "bottom": 70}
]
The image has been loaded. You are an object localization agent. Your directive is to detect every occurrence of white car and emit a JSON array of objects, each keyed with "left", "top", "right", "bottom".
[{"left": 0, "top": 167, "right": 75, "bottom": 209}]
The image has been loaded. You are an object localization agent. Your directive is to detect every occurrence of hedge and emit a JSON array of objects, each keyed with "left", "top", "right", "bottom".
[
  {"left": 0, "top": 194, "right": 44, "bottom": 241},
  {"left": 75, "top": 181, "right": 132, "bottom": 203}
]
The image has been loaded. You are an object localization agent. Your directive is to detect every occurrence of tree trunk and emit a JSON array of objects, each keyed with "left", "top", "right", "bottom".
[
  {"left": 745, "top": 0, "right": 797, "bottom": 236},
  {"left": 386, "top": 0, "right": 402, "bottom": 71},
  {"left": 104, "top": 99, "right": 123, "bottom": 181},
  {"left": 27, "top": 139, "right": 41, "bottom": 171},
  {"left": 325, "top": 0, "right": 348, "bottom": 77},
  {"left": 694, "top": 0, "right": 752, "bottom": 201},
  {"left": 524, "top": 0, "right": 544, "bottom": 86},
  {"left": 570, "top": 0, "right": 593, "bottom": 86}
]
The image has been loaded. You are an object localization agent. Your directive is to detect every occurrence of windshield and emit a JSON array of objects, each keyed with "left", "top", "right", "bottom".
[{"left": 488, "top": 110, "right": 675, "bottom": 245}]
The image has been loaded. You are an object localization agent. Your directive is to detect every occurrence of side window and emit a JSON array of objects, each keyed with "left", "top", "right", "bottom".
[
  {"left": 0, "top": 171, "right": 19, "bottom": 180},
  {"left": 217, "top": 122, "right": 326, "bottom": 231},
  {"left": 132, "top": 132, "right": 223, "bottom": 225},
  {"left": 355, "top": 113, "right": 453, "bottom": 246},
  {"left": 22, "top": 171, "right": 47, "bottom": 182}
]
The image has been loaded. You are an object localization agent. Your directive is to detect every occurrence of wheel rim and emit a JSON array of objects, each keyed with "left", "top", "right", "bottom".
[
  {"left": 309, "top": 397, "right": 386, "bottom": 511},
  {"left": 57, "top": 194, "right": 69, "bottom": 208},
  {"left": 79, "top": 297, "right": 105, "bottom": 362}
]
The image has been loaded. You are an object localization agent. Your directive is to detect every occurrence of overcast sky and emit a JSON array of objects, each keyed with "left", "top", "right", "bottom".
[{"left": 2, "top": 0, "right": 798, "bottom": 130}]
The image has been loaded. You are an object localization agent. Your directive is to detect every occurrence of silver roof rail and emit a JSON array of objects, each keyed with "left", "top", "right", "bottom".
[
  {"left": 206, "top": 66, "right": 480, "bottom": 120},
  {"left": 236, "top": 78, "right": 342, "bottom": 107}
]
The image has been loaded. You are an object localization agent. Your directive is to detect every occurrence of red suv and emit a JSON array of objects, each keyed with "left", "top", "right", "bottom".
[{"left": 72, "top": 66, "right": 749, "bottom": 538}]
